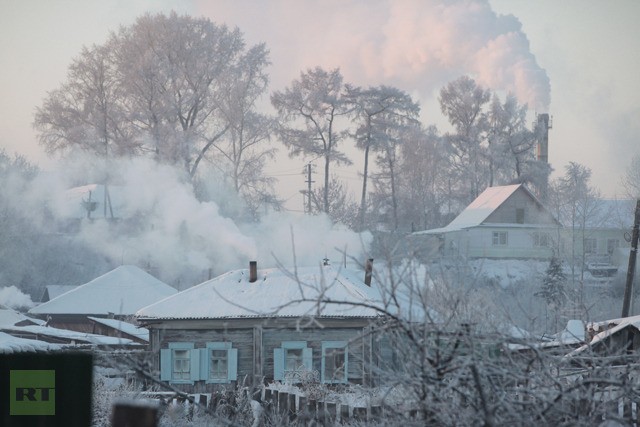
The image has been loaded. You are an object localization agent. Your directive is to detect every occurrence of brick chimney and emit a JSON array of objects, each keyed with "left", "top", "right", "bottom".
[
  {"left": 249, "top": 261, "right": 257, "bottom": 283},
  {"left": 364, "top": 258, "right": 373, "bottom": 286}
]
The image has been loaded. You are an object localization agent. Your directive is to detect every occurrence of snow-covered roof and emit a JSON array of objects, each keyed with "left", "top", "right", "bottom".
[
  {"left": 0, "top": 324, "right": 138, "bottom": 346},
  {"left": 29, "top": 265, "right": 177, "bottom": 316},
  {"left": 566, "top": 316, "right": 640, "bottom": 357},
  {"left": 87, "top": 316, "right": 149, "bottom": 342},
  {"left": 137, "top": 264, "right": 383, "bottom": 320},
  {"left": 0, "top": 331, "right": 61, "bottom": 354},
  {"left": 413, "top": 184, "right": 553, "bottom": 235},
  {"left": 41, "top": 285, "right": 77, "bottom": 302},
  {"left": 414, "top": 184, "right": 523, "bottom": 234},
  {"left": 0, "top": 306, "right": 33, "bottom": 327}
]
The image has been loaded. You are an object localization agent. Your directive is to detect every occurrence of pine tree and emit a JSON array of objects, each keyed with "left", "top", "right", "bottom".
[{"left": 536, "top": 256, "right": 567, "bottom": 308}]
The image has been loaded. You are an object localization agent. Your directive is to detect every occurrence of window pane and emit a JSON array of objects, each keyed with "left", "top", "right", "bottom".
[
  {"left": 324, "top": 347, "right": 346, "bottom": 382},
  {"left": 210, "top": 349, "right": 228, "bottom": 380},
  {"left": 285, "top": 348, "right": 303, "bottom": 371},
  {"left": 173, "top": 349, "right": 190, "bottom": 380},
  {"left": 493, "top": 232, "right": 507, "bottom": 246}
]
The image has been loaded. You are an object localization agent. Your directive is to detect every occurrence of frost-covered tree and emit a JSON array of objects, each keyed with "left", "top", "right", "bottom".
[
  {"left": 396, "top": 125, "right": 449, "bottom": 231},
  {"left": 486, "top": 93, "right": 544, "bottom": 188},
  {"left": 271, "top": 67, "right": 351, "bottom": 214},
  {"left": 34, "top": 44, "right": 134, "bottom": 159},
  {"left": 345, "top": 85, "right": 420, "bottom": 230},
  {"left": 622, "top": 153, "right": 640, "bottom": 198},
  {"left": 35, "top": 12, "right": 270, "bottom": 184},
  {"left": 212, "top": 43, "right": 280, "bottom": 219},
  {"left": 551, "top": 163, "right": 602, "bottom": 303},
  {"left": 439, "top": 76, "right": 490, "bottom": 205},
  {"left": 535, "top": 256, "right": 567, "bottom": 331},
  {"left": 308, "top": 177, "right": 359, "bottom": 229}
]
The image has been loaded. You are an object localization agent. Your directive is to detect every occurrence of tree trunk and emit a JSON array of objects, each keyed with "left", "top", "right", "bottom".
[{"left": 359, "top": 144, "right": 370, "bottom": 230}]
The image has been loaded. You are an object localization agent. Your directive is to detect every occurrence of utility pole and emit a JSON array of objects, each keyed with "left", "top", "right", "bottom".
[
  {"left": 621, "top": 199, "right": 640, "bottom": 317},
  {"left": 304, "top": 163, "right": 314, "bottom": 214}
]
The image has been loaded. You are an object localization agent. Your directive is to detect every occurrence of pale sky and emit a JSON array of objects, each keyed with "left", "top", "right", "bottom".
[{"left": 1, "top": 0, "right": 638, "bottom": 204}]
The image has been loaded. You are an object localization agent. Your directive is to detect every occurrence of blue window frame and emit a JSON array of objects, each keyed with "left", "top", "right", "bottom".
[
  {"left": 160, "top": 342, "right": 200, "bottom": 384},
  {"left": 273, "top": 341, "right": 312, "bottom": 381},
  {"left": 201, "top": 342, "right": 238, "bottom": 384}
]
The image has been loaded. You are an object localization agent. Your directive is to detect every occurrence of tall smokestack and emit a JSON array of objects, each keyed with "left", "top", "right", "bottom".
[
  {"left": 249, "top": 261, "right": 257, "bottom": 283},
  {"left": 364, "top": 258, "right": 373, "bottom": 287},
  {"left": 535, "top": 113, "right": 552, "bottom": 201}
]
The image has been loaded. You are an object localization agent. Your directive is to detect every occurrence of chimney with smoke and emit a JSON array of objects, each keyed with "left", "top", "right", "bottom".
[
  {"left": 364, "top": 258, "right": 373, "bottom": 287},
  {"left": 249, "top": 261, "right": 257, "bottom": 283},
  {"left": 535, "top": 113, "right": 552, "bottom": 201}
]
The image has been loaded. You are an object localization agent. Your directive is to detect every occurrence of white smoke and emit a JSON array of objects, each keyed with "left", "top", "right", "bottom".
[
  {"left": 197, "top": 0, "right": 550, "bottom": 111},
  {"left": 0, "top": 286, "right": 35, "bottom": 311},
  {"left": 34, "top": 154, "right": 370, "bottom": 288}
]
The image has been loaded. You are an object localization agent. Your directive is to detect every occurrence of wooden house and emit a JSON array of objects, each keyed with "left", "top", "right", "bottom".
[
  {"left": 29, "top": 265, "right": 177, "bottom": 335},
  {"left": 136, "top": 261, "right": 386, "bottom": 393},
  {"left": 406, "top": 184, "right": 561, "bottom": 261}
]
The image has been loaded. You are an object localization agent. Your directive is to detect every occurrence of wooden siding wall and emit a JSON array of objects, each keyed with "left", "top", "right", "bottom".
[
  {"left": 262, "top": 328, "right": 368, "bottom": 383},
  {"left": 486, "top": 189, "right": 556, "bottom": 225},
  {"left": 155, "top": 325, "right": 372, "bottom": 393}
]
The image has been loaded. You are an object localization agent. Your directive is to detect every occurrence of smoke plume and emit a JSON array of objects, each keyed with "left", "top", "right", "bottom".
[{"left": 198, "top": 0, "right": 550, "bottom": 111}]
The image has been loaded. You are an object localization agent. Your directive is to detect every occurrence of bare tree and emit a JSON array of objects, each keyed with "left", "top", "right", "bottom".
[{"left": 271, "top": 67, "right": 352, "bottom": 214}]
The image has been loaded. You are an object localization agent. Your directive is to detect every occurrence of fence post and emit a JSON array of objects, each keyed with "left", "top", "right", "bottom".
[{"left": 111, "top": 401, "right": 158, "bottom": 427}]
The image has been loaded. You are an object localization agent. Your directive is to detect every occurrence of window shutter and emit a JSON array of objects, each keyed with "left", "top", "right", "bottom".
[
  {"left": 199, "top": 348, "right": 208, "bottom": 381},
  {"left": 302, "top": 347, "right": 313, "bottom": 370},
  {"left": 190, "top": 348, "right": 201, "bottom": 382},
  {"left": 273, "top": 348, "right": 284, "bottom": 380},
  {"left": 228, "top": 348, "right": 238, "bottom": 381},
  {"left": 160, "top": 349, "right": 172, "bottom": 381}
]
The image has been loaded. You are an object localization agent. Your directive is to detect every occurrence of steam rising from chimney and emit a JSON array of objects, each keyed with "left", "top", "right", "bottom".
[{"left": 29, "top": 154, "right": 372, "bottom": 288}]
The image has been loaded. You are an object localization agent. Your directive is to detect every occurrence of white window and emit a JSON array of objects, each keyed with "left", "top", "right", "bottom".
[
  {"left": 321, "top": 341, "right": 348, "bottom": 384},
  {"left": 516, "top": 208, "right": 525, "bottom": 224},
  {"left": 533, "top": 232, "right": 550, "bottom": 247},
  {"left": 607, "top": 239, "right": 619, "bottom": 255},
  {"left": 492, "top": 231, "right": 508, "bottom": 246},
  {"left": 210, "top": 350, "right": 227, "bottom": 380},
  {"left": 584, "top": 238, "right": 597, "bottom": 254},
  {"left": 204, "top": 342, "right": 238, "bottom": 384},
  {"left": 160, "top": 342, "right": 200, "bottom": 384},
  {"left": 173, "top": 349, "right": 191, "bottom": 380},
  {"left": 274, "top": 341, "right": 312, "bottom": 381}
]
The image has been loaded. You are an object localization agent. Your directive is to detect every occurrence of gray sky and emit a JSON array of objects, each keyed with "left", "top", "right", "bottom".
[{"left": 1, "top": 0, "right": 638, "bottom": 201}]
